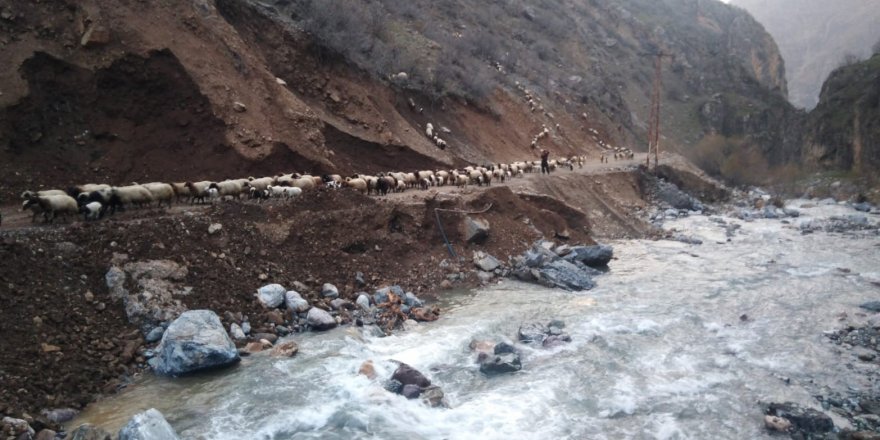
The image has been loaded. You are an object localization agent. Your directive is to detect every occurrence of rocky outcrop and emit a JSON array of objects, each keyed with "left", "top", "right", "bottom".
[
  {"left": 511, "top": 241, "right": 607, "bottom": 291},
  {"left": 118, "top": 408, "right": 180, "bottom": 440},
  {"left": 149, "top": 310, "right": 240, "bottom": 376},
  {"left": 105, "top": 259, "right": 190, "bottom": 337}
]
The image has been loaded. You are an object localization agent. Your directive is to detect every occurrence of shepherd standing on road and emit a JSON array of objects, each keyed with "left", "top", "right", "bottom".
[{"left": 540, "top": 149, "right": 551, "bottom": 174}]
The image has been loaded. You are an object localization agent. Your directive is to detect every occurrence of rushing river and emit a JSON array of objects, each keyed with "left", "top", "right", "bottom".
[{"left": 70, "top": 201, "right": 880, "bottom": 439}]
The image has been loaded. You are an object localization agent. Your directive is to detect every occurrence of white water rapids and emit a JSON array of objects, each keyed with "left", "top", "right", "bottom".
[{"left": 70, "top": 200, "right": 880, "bottom": 439}]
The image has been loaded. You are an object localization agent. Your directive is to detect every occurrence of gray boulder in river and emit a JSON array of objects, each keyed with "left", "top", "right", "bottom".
[
  {"left": 149, "top": 310, "right": 240, "bottom": 376},
  {"left": 564, "top": 245, "right": 613, "bottom": 268},
  {"left": 118, "top": 408, "right": 180, "bottom": 440},
  {"left": 306, "top": 308, "right": 337, "bottom": 331}
]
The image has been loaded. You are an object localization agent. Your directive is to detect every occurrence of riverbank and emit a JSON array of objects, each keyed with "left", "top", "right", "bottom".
[{"left": 1, "top": 156, "right": 694, "bottom": 434}]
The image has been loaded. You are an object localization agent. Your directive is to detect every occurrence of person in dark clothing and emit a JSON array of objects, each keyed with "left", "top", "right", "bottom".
[{"left": 540, "top": 149, "right": 551, "bottom": 174}]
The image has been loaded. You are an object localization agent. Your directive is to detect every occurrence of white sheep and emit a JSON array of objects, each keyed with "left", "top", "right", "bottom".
[
  {"left": 185, "top": 181, "right": 212, "bottom": 204},
  {"left": 110, "top": 185, "right": 154, "bottom": 211},
  {"left": 210, "top": 180, "right": 244, "bottom": 200},
  {"left": 22, "top": 199, "right": 45, "bottom": 223},
  {"left": 344, "top": 177, "right": 368, "bottom": 194},
  {"left": 142, "top": 182, "right": 175, "bottom": 207},
  {"left": 21, "top": 189, "right": 67, "bottom": 200},
  {"left": 80, "top": 201, "right": 104, "bottom": 221},
  {"left": 26, "top": 195, "right": 79, "bottom": 223}
]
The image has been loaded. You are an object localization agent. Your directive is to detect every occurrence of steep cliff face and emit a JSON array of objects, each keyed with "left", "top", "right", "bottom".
[
  {"left": 0, "top": 0, "right": 789, "bottom": 198},
  {"left": 730, "top": 0, "right": 880, "bottom": 109},
  {"left": 803, "top": 54, "right": 880, "bottom": 173}
]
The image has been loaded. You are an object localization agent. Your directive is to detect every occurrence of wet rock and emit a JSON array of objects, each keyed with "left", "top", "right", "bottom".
[
  {"left": 306, "top": 308, "right": 337, "bottom": 331},
  {"left": 356, "top": 294, "right": 371, "bottom": 311},
  {"left": 519, "top": 322, "right": 549, "bottom": 344},
  {"left": 766, "top": 402, "right": 834, "bottom": 434},
  {"left": 860, "top": 301, "right": 880, "bottom": 313},
  {"left": 764, "top": 415, "right": 792, "bottom": 432},
  {"left": 477, "top": 271, "right": 494, "bottom": 284},
  {"left": 411, "top": 307, "right": 440, "bottom": 322},
  {"left": 374, "top": 286, "right": 405, "bottom": 304},
  {"left": 1, "top": 417, "right": 33, "bottom": 438},
  {"left": 270, "top": 340, "right": 299, "bottom": 357},
  {"left": 463, "top": 217, "right": 490, "bottom": 244},
  {"left": 543, "top": 334, "right": 572, "bottom": 347},
  {"left": 494, "top": 342, "right": 517, "bottom": 355},
  {"left": 322, "top": 283, "right": 339, "bottom": 299},
  {"left": 285, "top": 291, "right": 310, "bottom": 313},
  {"left": 382, "top": 379, "right": 403, "bottom": 394},
  {"left": 783, "top": 208, "right": 801, "bottom": 218},
  {"left": 148, "top": 310, "right": 240, "bottom": 376},
  {"left": 391, "top": 362, "right": 431, "bottom": 388},
  {"left": 402, "top": 384, "right": 422, "bottom": 399},
  {"left": 421, "top": 385, "right": 449, "bottom": 408},
  {"left": 118, "top": 408, "right": 180, "bottom": 440},
  {"left": 854, "top": 203, "right": 873, "bottom": 213},
  {"left": 404, "top": 292, "right": 424, "bottom": 308},
  {"left": 242, "top": 342, "right": 265, "bottom": 354},
  {"left": 229, "top": 323, "right": 246, "bottom": 341},
  {"left": 564, "top": 245, "right": 613, "bottom": 268},
  {"left": 68, "top": 424, "right": 112, "bottom": 440},
  {"left": 479, "top": 353, "right": 522, "bottom": 375},
  {"left": 359, "top": 360, "right": 377, "bottom": 379},
  {"left": 473, "top": 252, "right": 501, "bottom": 272},
  {"left": 672, "top": 234, "right": 703, "bottom": 245},
  {"left": 256, "top": 284, "right": 285, "bottom": 309},
  {"left": 537, "top": 259, "right": 596, "bottom": 291}
]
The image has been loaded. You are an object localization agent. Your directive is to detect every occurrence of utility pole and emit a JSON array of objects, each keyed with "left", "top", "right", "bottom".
[{"left": 642, "top": 51, "right": 674, "bottom": 168}]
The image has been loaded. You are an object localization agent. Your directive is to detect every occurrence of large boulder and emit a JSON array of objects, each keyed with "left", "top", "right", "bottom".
[
  {"left": 306, "top": 308, "right": 337, "bottom": 331},
  {"left": 256, "top": 284, "right": 286, "bottom": 309},
  {"left": 118, "top": 408, "right": 179, "bottom": 440},
  {"left": 537, "top": 260, "right": 596, "bottom": 291},
  {"left": 564, "top": 245, "right": 613, "bottom": 268},
  {"left": 463, "top": 217, "right": 490, "bottom": 244},
  {"left": 148, "top": 310, "right": 240, "bottom": 376}
]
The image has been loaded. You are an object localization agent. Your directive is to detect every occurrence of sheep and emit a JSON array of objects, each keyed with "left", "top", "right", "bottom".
[
  {"left": 209, "top": 180, "right": 244, "bottom": 200},
  {"left": 185, "top": 181, "right": 212, "bottom": 204},
  {"left": 377, "top": 177, "right": 392, "bottom": 196},
  {"left": 76, "top": 188, "right": 113, "bottom": 210},
  {"left": 244, "top": 177, "right": 275, "bottom": 195},
  {"left": 468, "top": 170, "right": 485, "bottom": 186},
  {"left": 25, "top": 195, "right": 79, "bottom": 223},
  {"left": 21, "top": 189, "right": 67, "bottom": 200},
  {"left": 79, "top": 201, "right": 104, "bottom": 221},
  {"left": 170, "top": 183, "right": 192, "bottom": 203},
  {"left": 109, "top": 185, "right": 154, "bottom": 212},
  {"left": 290, "top": 176, "right": 317, "bottom": 191},
  {"left": 455, "top": 174, "right": 469, "bottom": 187},
  {"left": 206, "top": 187, "right": 220, "bottom": 203},
  {"left": 142, "top": 182, "right": 175, "bottom": 207},
  {"left": 249, "top": 187, "right": 270, "bottom": 202},
  {"left": 22, "top": 199, "right": 46, "bottom": 223},
  {"left": 395, "top": 180, "right": 407, "bottom": 192},
  {"left": 419, "top": 178, "right": 430, "bottom": 190},
  {"left": 435, "top": 171, "right": 450, "bottom": 185},
  {"left": 344, "top": 177, "right": 368, "bottom": 194},
  {"left": 67, "top": 184, "right": 110, "bottom": 198}
]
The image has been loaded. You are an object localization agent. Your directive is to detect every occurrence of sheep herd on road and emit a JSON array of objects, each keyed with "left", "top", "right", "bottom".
[{"left": 10, "top": 152, "right": 628, "bottom": 226}]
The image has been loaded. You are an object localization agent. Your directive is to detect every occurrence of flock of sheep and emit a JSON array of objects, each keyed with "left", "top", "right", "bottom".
[{"left": 12, "top": 155, "right": 600, "bottom": 225}]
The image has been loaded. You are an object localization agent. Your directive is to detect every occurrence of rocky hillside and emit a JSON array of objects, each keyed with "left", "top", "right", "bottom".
[
  {"left": 730, "top": 0, "right": 880, "bottom": 109},
  {"left": 803, "top": 53, "right": 880, "bottom": 174},
  {"left": 0, "top": 0, "right": 788, "bottom": 199}
]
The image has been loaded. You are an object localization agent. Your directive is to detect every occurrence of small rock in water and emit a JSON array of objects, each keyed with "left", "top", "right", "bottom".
[
  {"left": 67, "top": 424, "right": 112, "bottom": 440},
  {"left": 382, "top": 379, "right": 403, "bottom": 394},
  {"left": 765, "top": 402, "right": 833, "bottom": 434},
  {"left": 860, "top": 301, "right": 880, "bottom": 313},
  {"left": 401, "top": 384, "right": 422, "bottom": 399},
  {"left": 494, "top": 342, "right": 517, "bottom": 355},
  {"left": 149, "top": 310, "right": 239, "bottom": 376},
  {"left": 420, "top": 385, "right": 449, "bottom": 408},
  {"left": 764, "top": 415, "right": 792, "bottom": 432},
  {"left": 270, "top": 340, "right": 299, "bottom": 357},
  {"left": 359, "top": 360, "right": 377, "bottom": 379},
  {"left": 479, "top": 352, "right": 522, "bottom": 376}
]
